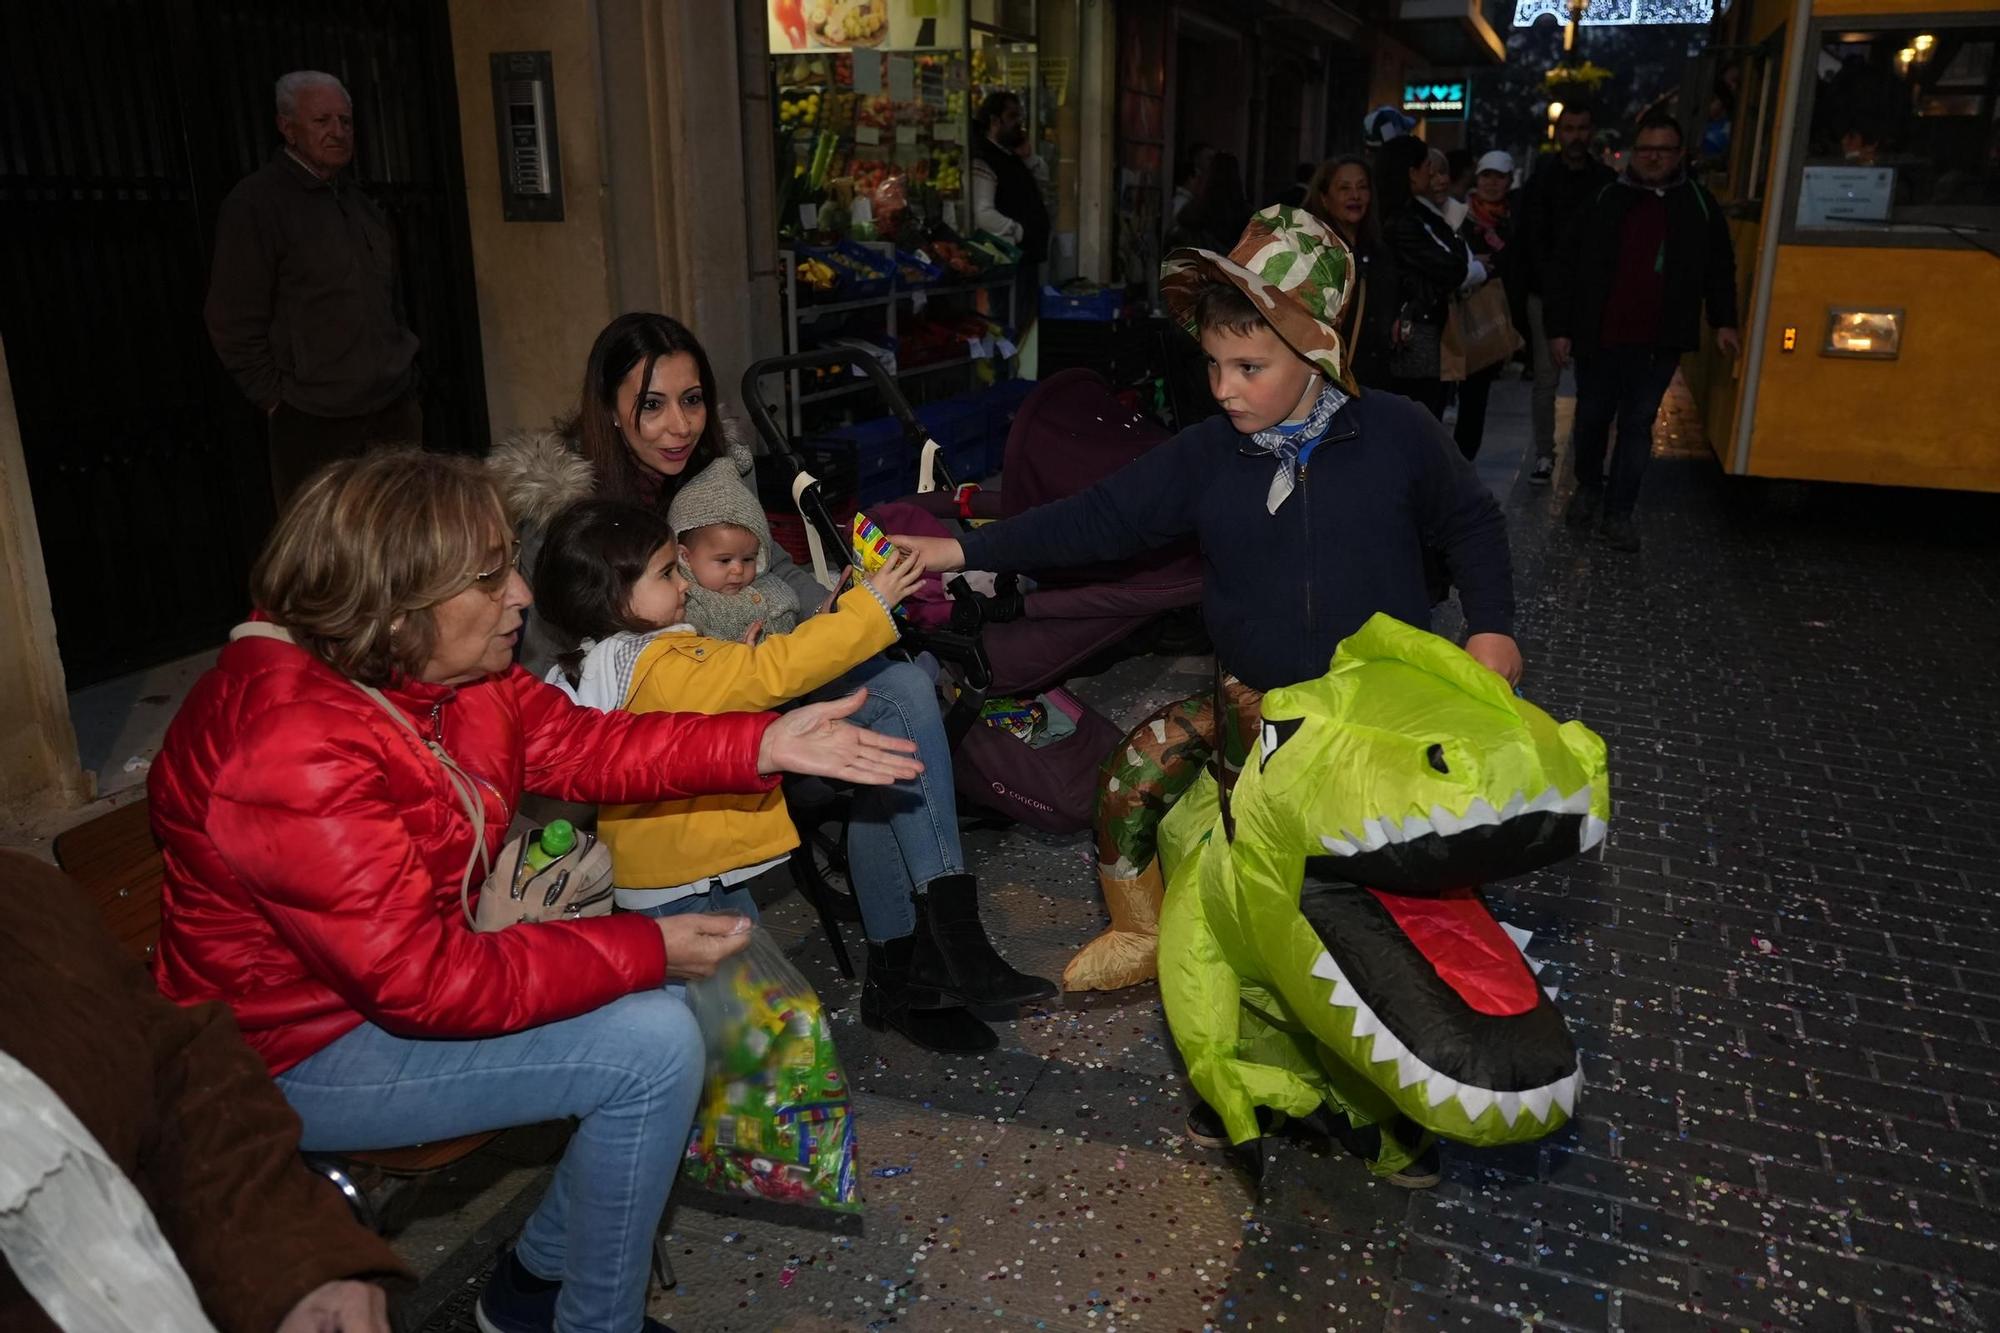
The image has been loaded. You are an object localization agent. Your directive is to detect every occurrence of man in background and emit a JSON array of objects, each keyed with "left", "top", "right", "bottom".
[
  {"left": 972, "top": 89, "right": 1053, "bottom": 336},
  {"left": 206, "top": 70, "right": 421, "bottom": 508},
  {"left": 1546, "top": 109, "right": 1739, "bottom": 552},
  {"left": 1519, "top": 102, "right": 1614, "bottom": 486}
]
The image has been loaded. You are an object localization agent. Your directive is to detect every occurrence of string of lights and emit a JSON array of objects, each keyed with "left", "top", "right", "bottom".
[{"left": 1513, "top": 0, "right": 1717, "bottom": 26}]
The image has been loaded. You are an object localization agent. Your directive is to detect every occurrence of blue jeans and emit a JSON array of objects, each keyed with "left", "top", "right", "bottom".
[
  {"left": 277, "top": 988, "right": 704, "bottom": 1333},
  {"left": 629, "top": 878, "right": 762, "bottom": 924},
  {"left": 1570, "top": 345, "right": 1681, "bottom": 518},
  {"left": 807, "top": 654, "right": 962, "bottom": 942}
]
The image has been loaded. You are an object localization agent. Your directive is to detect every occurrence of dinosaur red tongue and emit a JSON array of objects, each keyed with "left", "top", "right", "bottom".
[{"left": 1367, "top": 887, "right": 1540, "bottom": 1017}]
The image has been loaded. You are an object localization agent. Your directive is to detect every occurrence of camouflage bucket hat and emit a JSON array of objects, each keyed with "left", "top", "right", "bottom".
[{"left": 1161, "top": 205, "right": 1357, "bottom": 392}]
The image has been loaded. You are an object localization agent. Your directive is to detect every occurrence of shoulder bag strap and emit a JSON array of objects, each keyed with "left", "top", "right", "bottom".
[{"left": 230, "top": 622, "right": 492, "bottom": 927}]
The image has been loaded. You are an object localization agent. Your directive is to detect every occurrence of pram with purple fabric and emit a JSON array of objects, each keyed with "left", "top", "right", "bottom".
[
  {"left": 744, "top": 357, "right": 1201, "bottom": 838},
  {"left": 898, "top": 368, "right": 1206, "bottom": 698}
]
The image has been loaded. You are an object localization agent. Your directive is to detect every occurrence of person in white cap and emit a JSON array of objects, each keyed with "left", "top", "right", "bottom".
[{"left": 1451, "top": 149, "right": 1524, "bottom": 461}]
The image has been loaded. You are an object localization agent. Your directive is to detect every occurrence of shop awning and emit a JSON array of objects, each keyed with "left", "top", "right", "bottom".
[{"left": 1393, "top": 0, "right": 1508, "bottom": 64}]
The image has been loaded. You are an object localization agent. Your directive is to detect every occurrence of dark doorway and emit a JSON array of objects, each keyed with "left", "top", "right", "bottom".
[
  {"left": 1174, "top": 18, "right": 1249, "bottom": 179},
  {"left": 0, "top": 0, "right": 486, "bottom": 687}
]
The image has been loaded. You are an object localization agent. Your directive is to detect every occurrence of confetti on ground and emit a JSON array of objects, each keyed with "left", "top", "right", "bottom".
[{"left": 404, "top": 385, "right": 2000, "bottom": 1333}]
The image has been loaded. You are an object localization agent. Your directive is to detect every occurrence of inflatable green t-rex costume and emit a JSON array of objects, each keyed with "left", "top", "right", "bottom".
[{"left": 1156, "top": 615, "right": 1610, "bottom": 1171}]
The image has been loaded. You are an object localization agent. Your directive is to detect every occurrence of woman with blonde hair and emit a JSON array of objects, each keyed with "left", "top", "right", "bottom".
[{"left": 148, "top": 449, "right": 921, "bottom": 1333}]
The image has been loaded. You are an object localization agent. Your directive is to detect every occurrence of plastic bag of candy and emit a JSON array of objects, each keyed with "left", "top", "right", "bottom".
[{"left": 681, "top": 928, "right": 861, "bottom": 1213}]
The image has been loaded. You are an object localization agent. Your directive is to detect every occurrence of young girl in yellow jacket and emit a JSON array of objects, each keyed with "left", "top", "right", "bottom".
[{"left": 533, "top": 498, "right": 1044, "bottom": 1053}]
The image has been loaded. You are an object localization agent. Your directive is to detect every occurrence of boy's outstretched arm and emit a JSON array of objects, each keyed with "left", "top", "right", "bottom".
[
  {"left": 1412, "top": 420, "right": 1521, "bottom": 683},
  {"left": 892, "top": 430, "right": 1205, "bottom": 575}
]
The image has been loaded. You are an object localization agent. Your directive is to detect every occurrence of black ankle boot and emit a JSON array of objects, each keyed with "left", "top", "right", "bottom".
[
  {"left": 860, "top": 936, "right": 998, "bottom": 1054},
  {"left": 909, "top": 875, "right": 1060, "bottom": 1008}
]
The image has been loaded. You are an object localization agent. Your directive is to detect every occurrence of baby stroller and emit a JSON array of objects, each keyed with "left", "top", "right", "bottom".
[
  {"left": 900, "top": 367, "right": 1208, "bottom": 697},
  {"left": 741, "top": 352, "right": 1193, "bottom": 968}
]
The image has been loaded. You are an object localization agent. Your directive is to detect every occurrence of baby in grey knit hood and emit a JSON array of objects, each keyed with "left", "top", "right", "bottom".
[{"left": 665, "top": 458, "right": 802, "bottom": 644}]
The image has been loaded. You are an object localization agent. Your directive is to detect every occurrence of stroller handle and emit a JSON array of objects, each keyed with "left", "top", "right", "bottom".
[
  {"left": 740, "top": 349, "right": 992, "bottom": 694},
  {"left": 740, "top": 348, "right": 928, "bottom": 461}
]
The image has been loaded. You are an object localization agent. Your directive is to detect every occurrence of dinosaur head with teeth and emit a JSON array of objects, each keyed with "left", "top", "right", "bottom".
[{"left": 1155, "top": 614, "right": 1610, "bottom": 1158}]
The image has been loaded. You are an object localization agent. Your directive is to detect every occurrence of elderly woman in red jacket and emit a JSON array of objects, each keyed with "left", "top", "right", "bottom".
[{"left": 148, "top": 450, "right": 919, "bottom": 1333}]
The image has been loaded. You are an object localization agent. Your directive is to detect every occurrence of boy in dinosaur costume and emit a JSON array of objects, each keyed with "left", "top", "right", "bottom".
[
  {"left": 890, "top": 206, "right": 1520, "bottom": 992},
  {"left": 1157, "top": 613, "right": 1607, "bottom": 1179}
]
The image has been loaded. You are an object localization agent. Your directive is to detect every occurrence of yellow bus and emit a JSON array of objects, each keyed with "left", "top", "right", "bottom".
[{"left": 1692, "top": 0, "right": 2000, "bottom": 491}]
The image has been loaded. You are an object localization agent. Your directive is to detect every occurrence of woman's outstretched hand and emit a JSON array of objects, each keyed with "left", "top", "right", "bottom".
[
  {"left": 657, "top": 913, "right": 754, "bottom": 980},
  {"left": 754, "top": 688, "right": 922, "bottom": 783},
  {"left": 887, "top": 533, "right": 965, "bottom": 572}
]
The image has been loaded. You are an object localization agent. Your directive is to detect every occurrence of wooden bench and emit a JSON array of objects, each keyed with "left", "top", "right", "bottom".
[{"left": 52, "top": 798, "right": 500, "bottom": 1179}]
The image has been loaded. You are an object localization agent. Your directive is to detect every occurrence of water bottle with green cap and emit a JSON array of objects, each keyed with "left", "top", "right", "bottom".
[{"left": 522, "top": 819, "right": 577, "bottom": 875}]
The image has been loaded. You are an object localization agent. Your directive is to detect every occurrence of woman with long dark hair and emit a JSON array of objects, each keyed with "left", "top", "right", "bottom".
[
  {"left": 1376, "top": 138, "right": 1482, "bottom": 418},
  {"left": 490, "top": 313, "right": 1057, "bottom": 1055},
  {"left": 1306, "top": 154, "right": 1400, "bottom": 389}
]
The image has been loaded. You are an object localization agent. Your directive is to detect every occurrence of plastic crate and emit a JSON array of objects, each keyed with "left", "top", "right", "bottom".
[
  {"left": 1041, "top": 285, "right": 1124, "bottom": 322},
  {"left": 974, "top": 378, "right": 1037, "bottom": 474},
  {"left": 855, "top": 472, "right": 910, "bottom": 508},
  {"left": 895, "top": 247, "right": 946, "bottom": 287},
  {"left": 831, "top": 241, "right": 895, "bottom": 300},
  {"left": 915, "top": 395, "right": 984, "bottom": 450},
  {"left": 805, "top": 415, "right": 909, "bottom": 491}
]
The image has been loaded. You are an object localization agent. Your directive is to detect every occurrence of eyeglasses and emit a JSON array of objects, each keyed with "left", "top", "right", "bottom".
[
  {"left": 1633, "top": 146, "right": 1681, "bottom": 157},
  {"left": 470, "top": 540, "right": 523, "bottom": 599}
]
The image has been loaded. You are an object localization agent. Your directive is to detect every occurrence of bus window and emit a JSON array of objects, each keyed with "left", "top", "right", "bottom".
[
  {"left": 1701, "top": 43, "right": 1781, "bottom": 206},
  {"left": 1784, "top": 17, "right": 2000, "bottom": 245}
]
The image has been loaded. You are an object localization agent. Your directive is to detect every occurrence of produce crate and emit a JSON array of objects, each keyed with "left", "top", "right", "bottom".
[
  {"left": 895, "top": 247, "right": 946, "bottom": 288},
  {"left": 1041, "top": 286, "right": 1124, "bottom": 322},
  {"left": 806, "top": 416, "right": 903, "bottom": 477},
  {"left": 855, "top": 472, "right": 912, "bottom": 508},
  {"left": 915, "top": 394, "right": 983, "bottom": 450},
  {"left": 831, "top": 240, "right": 895, "bottom": 300}
]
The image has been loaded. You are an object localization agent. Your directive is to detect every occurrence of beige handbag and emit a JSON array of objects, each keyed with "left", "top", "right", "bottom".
[
  {"left": 229, "top": 623, "right": 615, "bottom": 931},
  {"left": 1440, "top": 280, "right": 1525, "bottom": 383}
]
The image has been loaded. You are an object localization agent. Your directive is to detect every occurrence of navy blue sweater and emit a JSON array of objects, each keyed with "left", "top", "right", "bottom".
[{"left": 959, "top": 389, "right": 1515, "bottom": 692}]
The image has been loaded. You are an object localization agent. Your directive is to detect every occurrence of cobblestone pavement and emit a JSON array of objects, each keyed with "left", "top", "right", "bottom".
[{"left": 413, "top": 379, "right": 2000, "bottom": 1332}]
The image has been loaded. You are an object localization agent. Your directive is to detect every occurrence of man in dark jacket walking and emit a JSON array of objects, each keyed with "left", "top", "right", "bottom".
[
  {"left": 205, "top": 70, "right": 421, "bottom": 508},
  {"left": 1546, "top": 109, "right": 1739, "bottom": 551},
  {"left": 1519, "top": 103, "right": 1614, "bottom": 485}
]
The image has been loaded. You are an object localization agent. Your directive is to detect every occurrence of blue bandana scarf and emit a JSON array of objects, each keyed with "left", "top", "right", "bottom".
[{"left": 1247, "top": 383, "right": 1347, "bottom": 513}]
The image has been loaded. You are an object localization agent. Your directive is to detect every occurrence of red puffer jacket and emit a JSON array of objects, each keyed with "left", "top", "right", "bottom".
[{"left": 149, "top": 633, "right": 778, "bottom": 1074}]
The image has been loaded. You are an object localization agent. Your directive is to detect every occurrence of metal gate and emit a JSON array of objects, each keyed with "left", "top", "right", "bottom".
[{"left": 0, "top": 0, "right": 487, "bottom": 687}]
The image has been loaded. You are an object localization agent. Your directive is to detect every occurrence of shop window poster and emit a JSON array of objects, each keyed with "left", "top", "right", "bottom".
[{"left": 770, "top": 0, "right": 968, "bottom": 53}]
